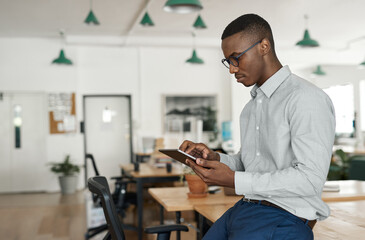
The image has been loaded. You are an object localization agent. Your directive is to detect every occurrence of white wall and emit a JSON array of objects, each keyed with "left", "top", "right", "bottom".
[
  {"left": 0, "top": 36, "right": 231, "bottom": 192},
  {"left": 3, "top": 35, "right": 364, "bottom": 192}
]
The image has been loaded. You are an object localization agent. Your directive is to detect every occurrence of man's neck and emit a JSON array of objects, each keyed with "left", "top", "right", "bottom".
[{"left": 258, "top": 58, "right": 282, "bottom": 87}]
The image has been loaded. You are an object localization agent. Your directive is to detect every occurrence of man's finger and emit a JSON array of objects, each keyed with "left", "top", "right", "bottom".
[
  {"left": 196, "top": 158, "right": 219, "bottom": 168},
  {"left": 192, "top": 144, "right": 211, "bottom": 158},
  {"left": 179, "top": 140, "right": 192, "bottom": 151},
  {"left": 186, "top": 159, "right": 205, "bottom": 175},
  {"left": 186, "top": 160, "right": 208, "bottom": 182}
]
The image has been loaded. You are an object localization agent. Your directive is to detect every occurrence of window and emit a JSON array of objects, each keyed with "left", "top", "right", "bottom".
[{"left": 323, "top": 84, "right": 354, "bottom": 138}]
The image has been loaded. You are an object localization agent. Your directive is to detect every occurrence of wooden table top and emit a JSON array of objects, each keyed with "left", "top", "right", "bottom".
[
  {"left": 121, "top": 163, "right": 183, "bottom": 178},
  {"left": 194, "top": 201, "right": 365, "bottom": 240},
  {"left": 314, "top": 200, "right": 365, "bottom": 239},
  {"left": 148, "top": 187, "right": 242, "bottom": 212},
  {"left": 149, "top": 181, "right": 365, "bottom": 211},
  {"left": 322, "top": 180, "right": 365, "bottom": 202},
  {"left": 194, "top": 203, "right": 235, "bottom": 222},
  {"left": 333, "top": 145, "right": 365, "bottom": 155}
]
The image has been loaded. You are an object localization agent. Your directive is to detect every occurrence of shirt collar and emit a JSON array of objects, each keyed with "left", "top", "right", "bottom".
[{"left": 250, "top": 65, "right": 291, "bottom": 99}]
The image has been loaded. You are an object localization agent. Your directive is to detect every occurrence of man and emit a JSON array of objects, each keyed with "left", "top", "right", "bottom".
[{"left": 179, "top": 14, "right": 335, "bottom": 239}]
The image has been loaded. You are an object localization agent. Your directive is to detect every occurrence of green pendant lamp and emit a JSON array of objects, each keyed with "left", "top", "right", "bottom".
[
  {"left": 296, "top": 29, "right": 319, "bottom": 47},
  {"left": 296, "top": 15, "right": 319, "bottom": 47},
  {"left": 193, "top": 15, "right": 207, "bottom": 29},
  {"left": 186, "top": 32, "right": 203, "bottom": 64},
  {"left": 52, "top": 49, "right": 73, "bottom": 65},
  {"left": 52, "top": 30, "right": 73, "bottom": 65},
  {"left": 360, "top": 60, "right": 365, "bottom": 66},
  {"left": 186, "top": 49, "right": 204, "bottom": 64},
  {"left": 164, "top": 0, "right": 203, "bottom": 14},
  {"left": 84, "top": 0, "right": 100, "bottom": 25},
  {"left": 312, "top": 65, "right": 325, "bottom": 75},
  {"left": 140, "top": 12, "right": 154, "bottom": 26}
]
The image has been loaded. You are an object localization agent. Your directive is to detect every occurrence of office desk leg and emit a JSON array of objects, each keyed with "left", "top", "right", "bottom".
[
  {"left": 160, "top": 205, "right": 164, "bottom": 225},
  {"left": 198, "top": 213, "right": 210, "bottom": 240},
  {"left": 176, "top": 211, "right": 181, "bottom": 240},
  {"left": 196, "top": 212, "right": 201, "bottom": 240},
  {"left": 198, "top": 214, "right": 204, "bottom": 240},
  {"left": 137, "top": 179, "right": 143, "bottom": 240}
]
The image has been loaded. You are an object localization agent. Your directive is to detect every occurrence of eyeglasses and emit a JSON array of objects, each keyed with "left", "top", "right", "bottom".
[{"left": 221, "top": 40, "right": 262, "bottom": 69}]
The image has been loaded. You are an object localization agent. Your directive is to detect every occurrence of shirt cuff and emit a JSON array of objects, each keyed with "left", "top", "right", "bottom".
[{"left": 235, "top": 171, "right": 253, "bottom": 195}]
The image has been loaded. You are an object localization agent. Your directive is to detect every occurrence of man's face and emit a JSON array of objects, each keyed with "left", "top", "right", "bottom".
[{"left": 221, "top": 32, "right": 264, "bottom": 87}]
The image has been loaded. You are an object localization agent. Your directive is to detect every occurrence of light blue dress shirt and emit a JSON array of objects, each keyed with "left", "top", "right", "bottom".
[{"left": 219, "top": 65, "right": 336, "bottom": 221}]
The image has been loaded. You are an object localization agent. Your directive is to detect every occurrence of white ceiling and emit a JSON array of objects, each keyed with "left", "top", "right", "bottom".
[{"left": 1, "top": 0, "right": 365, "bottom": 49}]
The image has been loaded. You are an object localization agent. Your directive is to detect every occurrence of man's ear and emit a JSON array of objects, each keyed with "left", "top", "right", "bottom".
[{"left": 260, "top": 38, "right": 271, "bottom": 56}]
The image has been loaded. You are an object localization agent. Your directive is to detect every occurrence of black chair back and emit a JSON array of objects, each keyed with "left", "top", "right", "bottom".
[
  {"left": 86, "top": 153, "right": 100, "bottom": 176},
  {"left": 88, "top": 176, "right": 125, "bottom": 240}
]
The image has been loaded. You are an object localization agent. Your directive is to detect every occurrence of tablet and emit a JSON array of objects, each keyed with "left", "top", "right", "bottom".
[{"left": 159, "top": 149, "right": 196, "bottom": 165}]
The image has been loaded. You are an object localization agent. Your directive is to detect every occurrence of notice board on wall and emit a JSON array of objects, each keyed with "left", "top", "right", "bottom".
[{"left": 48, "top": 92, "right": 76, "bottom": 134}]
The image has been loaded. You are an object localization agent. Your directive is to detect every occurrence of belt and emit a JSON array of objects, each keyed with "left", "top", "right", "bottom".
[{"left": 242, "top": 198, "right": 317, "bottom": 230}]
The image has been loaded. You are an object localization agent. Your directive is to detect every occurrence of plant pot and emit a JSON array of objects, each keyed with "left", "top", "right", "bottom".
[
  {"left": 58, "top": 175, "right": 78, "bottom": 195},
  {"left": 185, "top": 174, "right": 207, "bottom": 198}
]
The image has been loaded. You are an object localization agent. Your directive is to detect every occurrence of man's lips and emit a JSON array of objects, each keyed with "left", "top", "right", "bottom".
[{"left": 235, "top": 75, "right": 246, "bottom": 82}]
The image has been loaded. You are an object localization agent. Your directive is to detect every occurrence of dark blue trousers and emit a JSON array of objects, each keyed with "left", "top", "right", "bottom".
[{"left": 203, "top": 200, "right": 313, "bottom": 240}]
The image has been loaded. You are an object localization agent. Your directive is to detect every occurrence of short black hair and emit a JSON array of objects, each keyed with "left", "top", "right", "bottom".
[{"left": 221, "top": 14, "right": 275, "bottom": 52}]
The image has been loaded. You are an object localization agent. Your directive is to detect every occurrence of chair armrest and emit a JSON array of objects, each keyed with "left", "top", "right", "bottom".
[
  {"left": 144, "top": 224, "right": 188, "bottom": 234},
  {"left": 110, "top": 176, "right": 122, "bottom": 181},
  {"left": 111, "top": 176, "right": 136, "bottom": 184}
]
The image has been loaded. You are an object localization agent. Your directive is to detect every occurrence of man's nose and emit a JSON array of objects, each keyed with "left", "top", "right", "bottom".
[{"left": 229, "top": 64, "right": 239, "bottom": 74}]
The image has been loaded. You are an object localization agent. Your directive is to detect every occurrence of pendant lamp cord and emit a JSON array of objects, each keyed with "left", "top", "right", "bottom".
[
  {"left": 59, "top": 29, "right": 66, "bottom": 49},
  {"left": 304, "top": 14, "right": 308, "bottom": 28},
  {"left": 192, "top": 31, "right": 196, "bottom": 49}
]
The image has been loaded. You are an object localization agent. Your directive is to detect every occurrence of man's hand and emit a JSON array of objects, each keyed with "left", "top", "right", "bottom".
[
  {"left": 185, "top": 158, "right": 235, "bottom": 188},
  {"left": 179, "top": 140, "right": 220, "bottom": 161}
]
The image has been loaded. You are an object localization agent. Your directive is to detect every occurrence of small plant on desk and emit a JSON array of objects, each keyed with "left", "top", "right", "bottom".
[{"left": 182, "top": 165, "right": 207, "bottom": 198}]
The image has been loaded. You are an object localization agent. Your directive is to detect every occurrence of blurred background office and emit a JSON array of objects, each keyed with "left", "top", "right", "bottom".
[{"left": 1, "top": 0, "right": 365, "bottom": 239}]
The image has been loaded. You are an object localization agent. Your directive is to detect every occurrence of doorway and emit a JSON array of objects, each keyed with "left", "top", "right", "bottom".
[
  {"left": 0, "top": 92, "right": 47, "bottom": 193},
  {"left": 83, "top": 95, "right": 133, "bottom": 185}
]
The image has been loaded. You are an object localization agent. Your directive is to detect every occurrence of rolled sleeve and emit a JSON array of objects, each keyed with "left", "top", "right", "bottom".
[{"left": 218, "top": 151, "right": 244, "bottom": 171}]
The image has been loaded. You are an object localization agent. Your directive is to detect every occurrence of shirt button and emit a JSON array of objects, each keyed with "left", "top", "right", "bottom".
[
  {"left": 256, "top": 152, "right": 260, "bottom": 156},
  {"left": 256, "top": 126, "right": 259, "bottom": 130},
  {"left": 258, "top": 99, "right": 262, "bottom": 103}
]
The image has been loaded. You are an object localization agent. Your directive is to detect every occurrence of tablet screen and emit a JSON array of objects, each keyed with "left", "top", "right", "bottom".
[{"left": 159, "top": 149, "right": 196, "bottom": 165}]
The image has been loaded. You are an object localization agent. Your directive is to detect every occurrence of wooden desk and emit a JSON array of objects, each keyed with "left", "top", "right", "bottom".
[
  {"left": 315, "top": 200, "right": 365, "bottom": 239},
  {"left": 195, "top": 201, "right": 365, "bottom": 240},
  {"left": 149, "top": 181, "right": 365, "bottom": 239},
  {"left": 122, "top": 162, "right": 182, "bottom": 178},
  {"left": 148, "top": 187, "right": 241, "bottom": 240},
  {"left": 148, "top": 180, "right": 365, "bottom": 211},
  {"left": 322, "top": 180, "right": 365, "bottom": 202},
  {"left": 333, "top": 145, "right": 365, "bottom": 155},
  {"left": 121, "top": 163, "right": 183, "bottom": 240},
  {"left": 148, "top": 187, "right": 241, "bottom": 212},
  {"left": 194, "top": 204, "right": 235, "bottom": 223},
  {"left": 135, "top": 152, "right": 152, "bottom": 163}
]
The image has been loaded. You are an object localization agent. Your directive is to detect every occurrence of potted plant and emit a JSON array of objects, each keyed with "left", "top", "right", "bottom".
[
  {"left": 49, "top": 155, "right": 80, "bottom": 194},
  {"left": 328, "top": 149, "right": 349, "bottom": 180},
  {"left": 182, "top": 166, "right": 208, "bottom": 198}
]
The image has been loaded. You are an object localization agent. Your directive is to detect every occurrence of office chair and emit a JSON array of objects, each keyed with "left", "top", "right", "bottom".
[
  {"left": 88, "top": 176, "right": 189, "bottom": 240},
  {"left": 85, "top": 154, "right": 137, "bottom": 239},
  {"left": 348, "top": 155, "right": 365, "bottom": 180}
]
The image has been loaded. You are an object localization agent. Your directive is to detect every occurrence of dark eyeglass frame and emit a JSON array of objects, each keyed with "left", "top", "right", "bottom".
[{"left": 221, "top": 40, "right": 262, "bottom": 69}]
